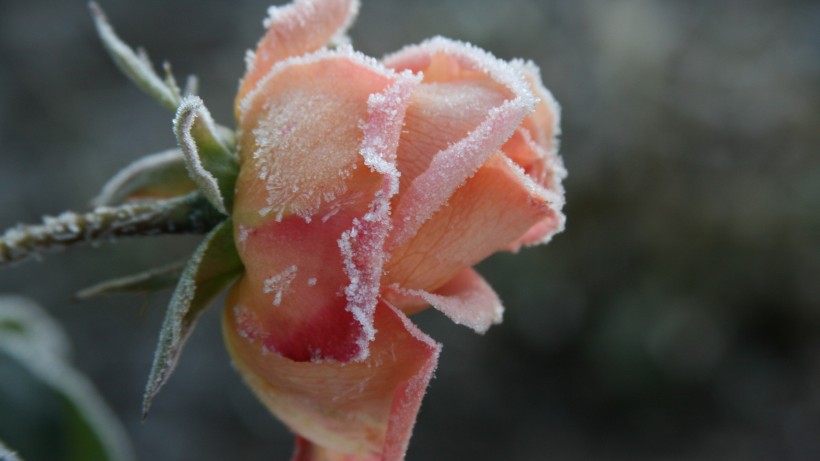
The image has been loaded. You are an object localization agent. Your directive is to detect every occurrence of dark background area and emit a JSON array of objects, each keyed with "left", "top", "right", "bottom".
[{"left": 1, "top": 0, "right": 819, "bottom": 460}]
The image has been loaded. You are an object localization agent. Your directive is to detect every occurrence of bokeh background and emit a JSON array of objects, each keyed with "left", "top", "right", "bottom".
[{"left": 1, "top": 0, "right": 819, "bottom": 459}]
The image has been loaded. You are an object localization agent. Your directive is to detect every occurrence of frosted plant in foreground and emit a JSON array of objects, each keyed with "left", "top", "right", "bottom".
[{"left": 0, "top": 0, "right": 565, "bottom": 459}]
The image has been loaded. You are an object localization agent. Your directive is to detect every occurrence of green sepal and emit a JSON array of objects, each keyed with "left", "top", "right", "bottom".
[
  {"left": 89, "top": 2, "right": 180, "bottom": 111},
  {"left": 0, "top": 296, "right": 135, "bottom": 461},
  {"left": 174, "top": 96, "right": 239, "bottom": 215},
  {"left": 74, "top": 262, "right": 185, "bottom": 300},
  {"left": 92, "top": 149, "right": 197, "bottom": 207},
  {"left": 142, "top": 219, "right": 242, "bottom": 417}
]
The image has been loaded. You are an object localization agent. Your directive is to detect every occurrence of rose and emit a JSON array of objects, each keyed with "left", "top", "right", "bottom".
[{"left": 222, "top": 0, "right": 565, "bottom": 459}]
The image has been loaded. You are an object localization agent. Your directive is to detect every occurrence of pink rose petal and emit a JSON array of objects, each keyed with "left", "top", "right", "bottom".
[
  {"left": 233, "top": 51, "right": 414, "bottom": 361},
  {"left": 224, "top": 299, "right": 440, "bottom": 461},
  {"left": 384, "top": 153, "right": 558, "bottom": 293},
  {"left": 386, "top": 267, "right": 504, "bottom": 334},
  {"left": 505, "top": 59, "right": 567, "bottom": 247},
  {"left": 238, "top": 0, "right": 360, "bottom": 101},
  {"left": 383, "top": 37, "right": 538, "bottom": 252}
]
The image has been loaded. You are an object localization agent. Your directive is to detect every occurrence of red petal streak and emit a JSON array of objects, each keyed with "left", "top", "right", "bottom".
[
  {"left": 237, "top": 0, "right": 360, "bottom": 103},
  {"left": 224, "top": 300, "right": 440, "bottom": 460}
]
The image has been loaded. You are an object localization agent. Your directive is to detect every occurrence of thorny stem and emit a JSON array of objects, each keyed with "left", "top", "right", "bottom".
[{"left": 0, "top": 193, "right": 224, "bottom": 267}]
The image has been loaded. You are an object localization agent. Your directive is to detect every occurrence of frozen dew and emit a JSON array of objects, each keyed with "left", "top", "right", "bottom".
[
  {"left": 335, "top": 74, "right": 417, "bottom": 361},
  {"left": 263, "top": 265, "right": 298, "bottom": 306}
]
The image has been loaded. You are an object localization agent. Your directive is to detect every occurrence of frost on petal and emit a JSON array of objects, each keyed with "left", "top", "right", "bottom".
[
  {"left": 224, "top": 299, "right": 440, "bottom": 461},
  {"left": 510, "top": 60, "right": 562, "bottom": 154},
  {"left": 238, "top": 0, "right": 361, "bottom": 102},
  {"left": 387, "top": 268, "right": 503, "bottom": 334},
  {"left": 338, "top": 73, "right": 419, "bottom": 359},
  {"left": 504, "top": 60, "right": 567, "bottom": 247},
  {"left": 385, "top": 153, "right": 558, "bottom": 293},
  {"left": 383, "top": 37, "right": 538, "bottom": 251},
  {"left": 233, "top": 53, "right": 414, "bottom": 362},
  {"left": 235, "top": 49, "right": 398, "bottom": 226}
]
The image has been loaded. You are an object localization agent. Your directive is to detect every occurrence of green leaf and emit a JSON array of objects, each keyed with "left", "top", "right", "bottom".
[
  {"left": 92, "top": 149, "right": 197, "bottom": 206},
  {"left": 173, "top": 96, "right": 239, "bottom": 215},
  {"left": 89, "top": 2, "right": 180, "bottom": 111},
  {"left": 75, "top": 262, "right": 185, "bottom": 300},
  {"left": 0, "top": 440, "right": 25, "bottom": 461},
  {"left": 0, "top": 296, "right": 135, "bottom": 461},
  {"left": 142, "top": 219, "right": 243, "bottom": 417}
]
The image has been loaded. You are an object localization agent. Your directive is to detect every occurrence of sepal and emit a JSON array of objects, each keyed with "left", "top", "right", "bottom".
[
  {"left": 92, "top": 149, "right": 196, "bottom": 206},
  {"left": 142, "top": 219, "right": 243, "bottom": 417},
  {"left": 89, "top": 2, "right": 182, "bottom": 111},
  {"left": 174, "top": 96, "right": 239, "bottom": 215},
  {"left": 75, "top": 262, "right": 185, "bottom": 300}
]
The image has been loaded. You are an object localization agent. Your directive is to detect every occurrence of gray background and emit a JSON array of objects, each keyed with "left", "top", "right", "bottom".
[{"left": 1, "top": 0, "right": 819, "bottom": 460}]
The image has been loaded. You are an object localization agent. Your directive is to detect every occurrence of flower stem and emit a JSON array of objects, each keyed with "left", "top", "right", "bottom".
[{"left": 0, "top": 193, "right": 224, "bottom": 267}]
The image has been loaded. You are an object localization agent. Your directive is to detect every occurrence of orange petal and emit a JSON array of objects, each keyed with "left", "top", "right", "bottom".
[
  {"left": 234, "top": 51, "right": 416, "bottom": 361},
  {"left": 382, "top": 37, "right": 537, "bottom": 252},
  {"left": 235, "top": 49, "right": 399, "bottom": 226},
  {"left": 384, "top": 153, "right": 559, "bottom": 294},
  {"left": 386, "top": 267, "right": 503, "bottom": 334},
  {"left": 504, "top": 60, "right": 567, "bottom": 247},
  {"left": 389, "top": 53, "right": 511, "bottom": 195},
  {"left": 224, "top": 299, "right": 440, "bottom": 461},
  {"left": 511, "top": 60, "right": 561, "bottom": 154},
  {"left": 237, "top": 0, "right": 360, "bottom": 103}
]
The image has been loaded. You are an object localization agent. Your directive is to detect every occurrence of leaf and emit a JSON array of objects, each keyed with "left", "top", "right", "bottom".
[
  {"left": 92, "top": 149, "right": 197, "bottom": 206},
  {"left": 142, "top": 219, "right": 243, "bottom": 417},
  {"left": 0, "top": 440, "right": 24, "bottom": 461},
  {"left": 89, "top": 2, "right": 180, "bottom": 111},
  {"left": 0, "top": 296, "right": 135, "bottom": 461},
  {"left": 173, "top": 96, "right": 239, "bottom": 215},
  {"left": 74, "top": 262, "right": 185, "bottom": 300}
]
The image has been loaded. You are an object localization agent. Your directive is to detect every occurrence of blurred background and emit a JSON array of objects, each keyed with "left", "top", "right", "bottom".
[{"left": 1, "top": 0, "right": 818, "bottom": 459}]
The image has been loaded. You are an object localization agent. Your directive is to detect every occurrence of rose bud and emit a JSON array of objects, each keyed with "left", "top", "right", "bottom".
[{"left": 223, "top": 0, "right": 565, "bottom": 459}]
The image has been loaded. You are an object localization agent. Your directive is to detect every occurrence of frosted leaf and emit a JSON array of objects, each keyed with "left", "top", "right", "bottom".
[
  {"left": 75, "top": 262, "right": 185, "bottom": 300},
  {"left": 92, "top": 149, "right": 195, "bottom": 206},
  {"left": 173, "top": 96, "right": 238, "bottom": 215},
  {"left": 142, "top": 220, "right": 243, "bottom": 417},
  {"left": 0, "top": 296, "right": 135, "bottom": 461},
  {"left": 89, "top": 2, "right": 180, "bottom": 111},
  {"left": 183, "top": 74, "right": 199, "bottom": 97},
  {"left": 263, "top": 265, "right": 298, "bottom": 306}
]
